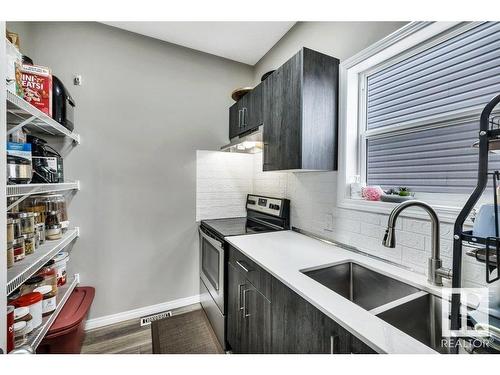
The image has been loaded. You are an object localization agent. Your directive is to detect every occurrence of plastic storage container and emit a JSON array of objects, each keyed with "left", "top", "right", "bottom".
[
  {"left": 7, "top": 305, "right": 15, "bottom": 353},
  {"left": 37, "top": 287, "right": 95, "bottom": 354},
  {"left": 34, "top": 285, "right": 57, "bottom": 316},
  {"left": 13, "top": 292, "right": 43, "bottom": 331},
  {"left": 53, "top": 252, "right": 69, "bottom": 286}
]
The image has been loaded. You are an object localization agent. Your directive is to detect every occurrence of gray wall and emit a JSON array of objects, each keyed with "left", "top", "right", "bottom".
[
  {"left": 253, "top": 21, "right": 407, "bottom": 82},
  {"left": 8, "top": 22, "right": 253, "bottom": 319}
]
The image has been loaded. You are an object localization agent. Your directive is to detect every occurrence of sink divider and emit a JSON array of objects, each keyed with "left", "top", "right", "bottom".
[{"left": 369, "top": 291, "right": 429, "bottom": 316}]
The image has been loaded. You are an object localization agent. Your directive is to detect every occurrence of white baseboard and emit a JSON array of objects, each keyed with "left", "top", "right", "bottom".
[{"left": 84, "top": 294, "right": 201, "bottom": 331}]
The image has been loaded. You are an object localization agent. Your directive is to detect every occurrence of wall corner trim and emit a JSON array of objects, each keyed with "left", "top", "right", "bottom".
[{"left": 84, "top": 294, "right": 201, "bottom": 331}]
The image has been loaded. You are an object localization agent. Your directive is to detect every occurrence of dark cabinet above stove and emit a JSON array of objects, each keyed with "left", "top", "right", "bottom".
[
  {"left": 229, "top": 84, "right": 263, "bottom": 140},
  {"left": 263, "top": 48, "right": 339, "bottom": 172}
]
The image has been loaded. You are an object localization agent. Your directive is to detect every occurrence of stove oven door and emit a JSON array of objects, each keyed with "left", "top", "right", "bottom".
[{"left": 199, "top": 226, "right": 225, "bottom": 313}]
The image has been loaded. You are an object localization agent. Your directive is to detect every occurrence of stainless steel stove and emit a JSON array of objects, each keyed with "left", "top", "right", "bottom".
[{"left": 198, "top": 194, "right": 290, "bottom": 350}]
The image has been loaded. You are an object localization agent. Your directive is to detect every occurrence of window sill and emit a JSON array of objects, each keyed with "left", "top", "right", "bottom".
[{"left": 337, "top": 197, "right": 470, "bottom": 224}]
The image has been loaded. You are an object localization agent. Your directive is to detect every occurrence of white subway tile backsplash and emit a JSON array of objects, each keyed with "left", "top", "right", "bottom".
[
  {"left": 402, "top": 218, "right": 431, "bottom": 235},
  {"left": 397, "top": 231, "right": 425, "bottom": 250},
  {"left": 360, "top": 223, "right": 385, "bottom": 239},
  {"left": 196, "top": 150, "right": 254, "bottom": 221},
  {"left": 196, "top": 150, "right": 485, "bottom": 285}
]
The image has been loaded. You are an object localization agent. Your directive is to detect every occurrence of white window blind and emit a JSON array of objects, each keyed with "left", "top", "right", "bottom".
[{"left": 365, "top": 22, "right": 500, "bottom": 194}]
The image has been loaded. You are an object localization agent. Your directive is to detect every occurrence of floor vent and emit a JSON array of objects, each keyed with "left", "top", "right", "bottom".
[{"left": 140, "top": 311, "right": 173, "bottom": 326}]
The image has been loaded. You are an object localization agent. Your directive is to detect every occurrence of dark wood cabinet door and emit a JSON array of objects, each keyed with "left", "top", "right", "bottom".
[
  {"left": 263, "top": 53, "right": 302, "bottom": 171},
  {"left": 245, "top": 283, "right": 272, "bottom": 354},
  {"left": 227, "top": 262, "right": 247, "bottom": 353},
  {"left": 229, "top": 102, "right": 240, "bottom": 140},
  {"left": 244, "top": 84, "right": 263, "bottom": 133},
  {"left": 271, "top": 276, "right": 351, "bottom": 354}
]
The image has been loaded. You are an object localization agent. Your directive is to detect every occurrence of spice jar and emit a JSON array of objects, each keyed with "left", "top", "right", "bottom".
[
  {"left": 34, "top": 285, "right": 57, "bottom": 316},
  {"left": 7, "top": 241, "right": 14, "bottom": 268},
  {"left": 33, "top": 212, "right": 41, "bottom": 225},
  {"left": 7, "top": 217, "right": 14, "bottom": 243},
  {"left": 13, "top": 292, "right": 43, "bottom": 330},
  {"left": 45, "top": 210, "right": 59, "bottom": 226},
  {"left": 36, "top": 222, "right": 46, "bottom": 245},
  {"left": 22, "top": 233, "right": 36, "bottom": 255},
  {"left": 11, "top": 218, "right": 21, "bottom": 238},
  {"left": 21, "top": 276, "right": 45, "bottom": 295},
  {"left": 12, "top": 237, "right": 25, "bottom": 262},
  {"left": 53, "top": 252, "right": 69, "bottom": 286},
  {"left": 34, "top": 229, "right": 40, "bottom": 249},
  {"left": 18, "top": 212, "right": 35, "bottom": 235},
  {"left": 46, "top": 225, "right": 62, "bottom": 240},
  {"left": 36, "top": 260, "right": 58, "bottom": 295},
  {"left": 14, "top": 306, "right": 33, "bottom": 334},
  {"left": 13, "top": 321, "right": 27, "bottom": 347}
]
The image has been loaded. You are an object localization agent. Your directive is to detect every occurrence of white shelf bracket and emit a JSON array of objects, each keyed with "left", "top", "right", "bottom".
[{"left": 6, "top": 115, "right": 36, "bottom": 136}]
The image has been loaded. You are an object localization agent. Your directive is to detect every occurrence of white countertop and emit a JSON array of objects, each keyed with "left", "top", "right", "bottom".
[{"left": 226, "top": 230, "right": 446, "bottom": 354}]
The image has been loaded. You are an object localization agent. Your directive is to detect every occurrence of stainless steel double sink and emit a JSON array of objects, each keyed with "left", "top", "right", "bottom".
[{"left": 302, "top": 262, "right": 451, "bottom": 353}]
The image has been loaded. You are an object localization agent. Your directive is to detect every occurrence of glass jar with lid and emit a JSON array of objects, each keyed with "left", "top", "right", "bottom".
[
  {"left": 7, "top": 241, "right": 14, "bottom": 268},
  {"left": 36, "top": 222, "right": 46, "bottom": 244},
  {"left": 20, "top": 194, "right": 69, "bottom": 228},
  {"left": 23, "top": 233, "right": 36, "bottom": 255},
  {"left": 7, "top": 217, "right": 14, "bottom": 243},
  {"left": 8, "top": 216, "right": 22, "bottom": 238},
  {"left": 45, "top": 211, "right": 62, "bottom": 240},
  {"left": 15, "top": 212, "right": 36, "bottom": 235},
  {"left": 12, "top": 237, "right": 25, "bottom": 262},
  {"left": 45, "top": 210, "right": 60, "bottom": 227}
]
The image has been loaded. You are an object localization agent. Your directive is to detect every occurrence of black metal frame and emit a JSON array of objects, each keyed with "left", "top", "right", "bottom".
[{"left": 451, "top": 93, "right": 500, "bottom": 350}]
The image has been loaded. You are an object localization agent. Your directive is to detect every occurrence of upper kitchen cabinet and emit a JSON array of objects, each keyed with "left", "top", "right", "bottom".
[
  {"left": 229, "top": 84, "right": 264, "bottom": 140},
  {"left": 263, "top": 48, "right": 339, "bottom": 171}
]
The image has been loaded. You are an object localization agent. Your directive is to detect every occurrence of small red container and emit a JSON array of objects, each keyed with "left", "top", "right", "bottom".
[
  {"left": 37, "top": 287, "right": 94, "bottom": 354},
  {"left": 7, "top": 305, "right": 15, "bottom": 353}
]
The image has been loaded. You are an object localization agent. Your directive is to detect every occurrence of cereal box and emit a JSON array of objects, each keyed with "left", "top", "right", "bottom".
[{"left": 20, "top": 64, "right": 52, "bottom": 116}]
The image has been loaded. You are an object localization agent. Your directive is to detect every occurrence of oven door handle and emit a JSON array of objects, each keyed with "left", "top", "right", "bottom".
[{"left": 199, "top": 227, "right": 224, "bottom": 251}]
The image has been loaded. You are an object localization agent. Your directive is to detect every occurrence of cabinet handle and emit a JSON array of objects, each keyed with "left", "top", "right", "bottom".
[
  {"left": 330, "top": 335, "right": 339, "bottom": 354},
  {"left": 238, "top": 283, "right": 245, "bottom": 311},
  {"left": 236, "top": 260, "right": 252, "bottom": 273},
  {"left": 238, "top": 109, "right": 242, "bottom": 128},
  {"left": 242, "top": 107, "right": 247, "bottom": 127},
  {"left": 243, "top": 288, "right": 251, "bottom": 318}
]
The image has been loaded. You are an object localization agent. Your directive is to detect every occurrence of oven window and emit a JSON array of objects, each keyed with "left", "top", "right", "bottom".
[{"left": 202, "top": 239, "right": 220, "bottom": 291}]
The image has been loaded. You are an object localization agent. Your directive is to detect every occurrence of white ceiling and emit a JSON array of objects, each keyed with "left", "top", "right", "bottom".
[{"left": 102, "top": 22, "right": 295, "bottom": 65}]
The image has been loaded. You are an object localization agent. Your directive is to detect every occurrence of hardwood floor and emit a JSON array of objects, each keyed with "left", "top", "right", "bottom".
[{"left": 81, "top": 303, "right": 201, "bottom": 354}]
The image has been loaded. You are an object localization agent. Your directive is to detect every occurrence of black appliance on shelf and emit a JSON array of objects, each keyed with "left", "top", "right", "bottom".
[
  {"left": 198, "top": 194, "right": 290, "bottom": 351},
  {"left": 452, "top": 93, "right": 500, "bottom": 353},
  {"left": 28, "top": 135, "right": 64, "bottom": 183},
  {"left": 52, "top": 76, "right": 75, "bottom": 132}
]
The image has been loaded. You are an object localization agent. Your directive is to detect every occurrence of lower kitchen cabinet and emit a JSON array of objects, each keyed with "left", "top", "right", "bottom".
[
  {"left": 227, "top": 245, "right": 376, "bottom": 354},
  {"left": 227, "top": 261, "right": 272, "bottom": 353},
  {"left": 227, "top": 261, "right": 247, "bottom": 353},
  {"left": 271, "top": 276, "right": 351, "bottom": 354}
]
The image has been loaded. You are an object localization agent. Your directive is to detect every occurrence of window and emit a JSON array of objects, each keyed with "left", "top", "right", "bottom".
[
  {"left": 338, "top": 22, "right": 500, "bottom": 220},
  {"left": 362, "top": 22, "right": 500, "bottom": 194}
]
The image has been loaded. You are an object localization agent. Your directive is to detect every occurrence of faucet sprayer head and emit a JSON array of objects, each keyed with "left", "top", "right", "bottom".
[{"left": 382, "top": 227, "right": 396, "bottom": 248}]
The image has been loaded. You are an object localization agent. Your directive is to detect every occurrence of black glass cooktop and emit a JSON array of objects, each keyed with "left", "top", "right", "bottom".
[{"left": 200, "top": 217, "right": 275, "bottom": 238}]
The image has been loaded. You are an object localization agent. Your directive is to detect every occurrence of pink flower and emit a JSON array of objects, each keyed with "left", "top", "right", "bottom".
[{"left": 362, "top": 186, "right": 384, "bottom": 201}]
